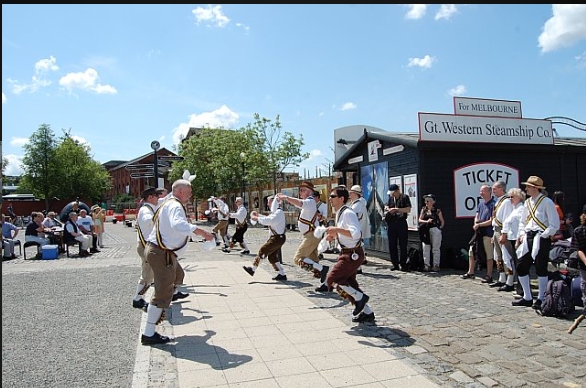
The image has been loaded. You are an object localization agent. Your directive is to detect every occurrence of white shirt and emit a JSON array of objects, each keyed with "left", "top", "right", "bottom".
[
  {"left": 137, "top": 203, "right": 157, "bottom": 243},
  {"left": 258, "top": 207, "right": 286, "bottom": 236},
  {"left": 229, "top": 205, "right": 248, "bottom": 225},
  {"left": 295, "top": 196, "right": 318, "bottom": 234},
  {"left": 335, "top": 205, "right": 362, "bottom": 248},
  {"left": 492, "top": 195, "right": 514, "bottom": 228},
  {"left": 351, "top": 197, "right": 372, "bottom": 240},
  {"left": 76, "top": 215, "right": 94, "bottom": 233},
  {"left": 518, "top": 193, "right": 560, "bottom": 239},
  {"left": 501, "top": 202, "right": 525, "bottom": 240},
  {"left": 213, "top": 198, "right": 230, "bottom": 221},
  {"left": 146, "top": 196, "right": 197, "bottom": 257}
]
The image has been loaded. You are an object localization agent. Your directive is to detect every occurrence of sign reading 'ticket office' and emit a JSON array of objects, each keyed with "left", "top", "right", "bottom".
[{"left": 453, "top": 162, "right": 519, "bottom": 218}]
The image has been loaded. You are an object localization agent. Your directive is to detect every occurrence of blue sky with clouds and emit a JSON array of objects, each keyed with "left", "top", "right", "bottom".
[{"left": 2, "top": 4, "right": 585, "bottom": 177}]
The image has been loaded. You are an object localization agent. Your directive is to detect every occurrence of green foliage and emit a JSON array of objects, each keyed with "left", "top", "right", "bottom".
[
  {"left": 169, "top": 115, "right": 308, "bottom": 198},
  {"left": 18, "top": 125, "right": 112, "bottom": 210},
  {"left": 112, "top": 193, "right": 137, "bottom": 213}
]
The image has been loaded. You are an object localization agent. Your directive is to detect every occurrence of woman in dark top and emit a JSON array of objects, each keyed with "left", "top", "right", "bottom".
[{"left": 418, "top": 194, "right": 445, "bottom": 272}]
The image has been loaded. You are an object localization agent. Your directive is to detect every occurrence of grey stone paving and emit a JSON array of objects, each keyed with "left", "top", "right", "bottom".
[{"left": 3, "top": 221, "right": 585, "bottom": 388}]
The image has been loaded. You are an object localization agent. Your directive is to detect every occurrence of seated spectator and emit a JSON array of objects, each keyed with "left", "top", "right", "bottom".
[
  {"left": 64, "top": 212, "right": 93, "bottom": 257},
  {"left": 42, "top": 211, "right": 63, "bottom": 229},
  {"left": 76, "top": 209, "right": 100, "bottom": 253},
  {"left": 24, "top": 212, "right": 51, "bottom": 257},
  {"left": 2, "top": 214, "right": 19, "bottom": 259}
]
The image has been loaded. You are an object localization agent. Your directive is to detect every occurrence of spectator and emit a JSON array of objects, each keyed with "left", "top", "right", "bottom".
[
  {"left": 461, "top": 185, "right": 495, "bottom": 281},
  {"left": 24, "top": 212, "right": 51, "bottom": 257},
  {"left": 76, "top": 209, "right": 100, "bottom": 253},
  {"left": 7, "top": 203, "right": 17, "bottom": 223},
  {"left": 2, "top": 215, "right": 19, "bottom": 259},
  {"left": 570, "top": 204, "right": 586, "bottom": 314},
  {"left": 91, "top": 205, "right": 106, "bottom": 248},
  {"left": 384, "top": 183, "right": 412, "bottom": 271},
  {"left": 418, "top": 194, "right": 445, "bottom": 272},
  {"left": 42, "top": 211, "right": 63, "bottom": 229},
  {"left": 64, "top": 212, "right": 93, "bottom": 257},
  {"left": 553, "top": 191, "right": 571, "bottom": 240}
]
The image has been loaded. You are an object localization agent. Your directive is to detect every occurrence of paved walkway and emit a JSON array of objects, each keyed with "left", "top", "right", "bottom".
[{"left": 4, "top": 221, "right": 585, "bottom": 387}]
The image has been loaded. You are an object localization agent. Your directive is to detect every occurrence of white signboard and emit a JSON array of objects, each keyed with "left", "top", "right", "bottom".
[
  {"left": 403, "top": 174, "right": 418, "bottom": 230},
  {"left": 453, "top": 162, "right": 519, "bottom": 218},
  {"left": 418, "top": 113, "right": 553, "bottom": 145},
  {"left": 454, "top": 97, "right": 522, "bottom": 118}
]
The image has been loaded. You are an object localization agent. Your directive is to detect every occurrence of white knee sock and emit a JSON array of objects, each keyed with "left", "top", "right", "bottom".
[
  {"left": 505, "top": 274, "right": 514, "bottom": 287},
  {"left": 363, "top": 305, "right": 373, "bottom": 315},
  {"left": 275, "top": 262, "right": 285, "bottom": 276},
  {"left": 303, "top": 257, "right": 322, "bottom": 270},
  {"left": 339, "top": 285, "right": 362, "bottom": 300},
  {"left": 499, "top": 272, "right": 506, "bottom": 283},
  {"left": 144, "top": 305, "right": 164, "bottom": 337},
  {"left": 134, "top": 284, "right": 146, "bottom": 300},
  {"left": 537, "top": 276, "right": 548, "bottom": 301},
  {"left": 518, "top": 275, "right": 532, "bottom": 300},
  {"left": 241, "top": 242, "right": 249, "bottom": 250}
]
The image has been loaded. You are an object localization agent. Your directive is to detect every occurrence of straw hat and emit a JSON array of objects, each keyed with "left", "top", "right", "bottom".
[
  {"left": 521, "top": 175, "right": 546, "bottom": 189},
  {"left": 350, "top": 185, "right": 363, "bottom": 195}
]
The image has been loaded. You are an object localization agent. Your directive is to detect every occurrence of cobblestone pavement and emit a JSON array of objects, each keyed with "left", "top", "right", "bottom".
[{"left": 4, "top": 221, "right": 585, "bottom": 388}]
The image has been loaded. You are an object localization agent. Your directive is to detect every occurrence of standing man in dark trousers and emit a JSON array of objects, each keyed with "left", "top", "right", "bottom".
[
  {"left": 141, "top": 179, "right": 215, "bottom": 345},
  {"left": 384, "top": 183, "right": 412, "bottom": 271}
]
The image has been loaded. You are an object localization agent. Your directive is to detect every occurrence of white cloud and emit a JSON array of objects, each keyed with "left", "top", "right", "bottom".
[
  {"left": 8, "top": 55, "right": 59, "bottom": 95},
  {"left": 10, "top": 137, "right": 29, "bottom": 147},
  {"left": 59, "top": 68, "right": 117, "bottom": 94},
  {"left": 192, "top": 5, "right": 230, "bottom": 28},
  {"left": 448, "top": 84, "right": 467, "bottom": 96},
  {"left": 576, "top": 51, "right": 586, "bottom": 67},
  {"left": 538, "top": 5, "right": 586, "bottom": 53},
  {"left": 3, "top": 154, "right": 24, "bottom": 176},
  {"left": 172, "top": 105, "right": 240, "bottom": 145},
  {"left": 404, "top": 4, "right": 427, "bottom": 20},
  {"left": 2, "top": 92, "right": 6, "bottom": 104},
  {"left": 340, "top": 102, "right": 357, "bottom": 111},
  {"left": 407, "top": 54, "right": 436, "bottom": 69},
  {"left": 435, "top": 4, "right": 458, "bottom": 20}
]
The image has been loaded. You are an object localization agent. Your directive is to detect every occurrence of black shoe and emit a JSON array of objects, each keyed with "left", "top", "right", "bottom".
[
  {"left": 481, "top": 276, "right": 493, "bottom": 284},
  {"left": 320, "top": 265, "right": 329, "bottom": 283},
  {"left": 390, "top": 264, "right": 399, "bottom": 271},
  {"left": 132, "top": 299, "right": 148, "bottom": 312},
  {"left": 241, "top": 250, "right": 250, "bottom": 255},
  {"left": 512, "top": 298, "right": 533, "bottom": 307},
  {"left": 356, "top": 269, "right": 363, "bottom": 274},
  {"left": 90, "top": 248, "right": 100, "bottom": 253},
  {"left": 352, "top": 312, "right": 375, "bottom": 323},
  {"left": 222, "top": 248, "right": 231, "bottom": 253},
  {"left": 172, "top": 292, "right": 189, "bottom": 301},
  {"left": 141, "top": 332, "right": 171, "bottom": 345},
  {"left": 489, "top": 281, "right": 505, "bottom": 288},
  {"left": 314, "top": 284, "right": 330, "bottom": 292},
  {"left": 243, "top": 266, "right": 255, "bottom": 276},
  {"left": 399, "top": 265, "right": 409, "bottom": 272},
  {"left": 532, "top": 299, "right": 543, "bottom": 310},
  {"left": 352, "top": 294, "right": 370, "bottom": 316},
  {"left": 460, "top": 273, "right": 475, "bottom": 279},
  {"left": 498, "top": 285, "right": 515, "bottom": 292},
  {"left": 272, "top": 274, "right": 287, "bottom": 281}
]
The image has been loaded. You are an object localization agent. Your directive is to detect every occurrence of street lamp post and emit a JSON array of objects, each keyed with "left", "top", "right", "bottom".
[{"left": 240, "top": 152, "right": 246, "bottom": 201}]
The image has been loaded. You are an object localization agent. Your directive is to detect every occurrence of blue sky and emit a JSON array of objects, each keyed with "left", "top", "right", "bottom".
[{"left": 2, "top": 4, "right": 585, "bottom": 177}]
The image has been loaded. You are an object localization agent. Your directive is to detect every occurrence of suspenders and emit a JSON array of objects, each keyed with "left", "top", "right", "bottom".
[
  {"left": 136, "top": 204, "right": 154, "bottom": 248},
  {"left": 525, "top": 195, "right": 548, "bottom": 232},
  {"left": 152, "top": 198, "right": 188, "bottom": 252}
]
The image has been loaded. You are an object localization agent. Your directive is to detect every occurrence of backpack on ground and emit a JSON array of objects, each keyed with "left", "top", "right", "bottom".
[
  {"left": 407, "top": 247, "right": 425, "bottom": 272},
  {"left": 537, "top": 272, "right": 575, "bottom": 318}
]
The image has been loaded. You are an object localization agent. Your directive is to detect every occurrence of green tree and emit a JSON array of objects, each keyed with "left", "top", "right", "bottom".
[
  {"left": 170, "top": 114, "right": 308, "bottom": 198},
  {"left": 18, "top": 124, "right": 60, "bottom": 210},
  {"left": 18, "top": 125, "right": 111, "bottom": 210},
  {"left": 245, "top": 113, "right": 309, "bottom": 194}
]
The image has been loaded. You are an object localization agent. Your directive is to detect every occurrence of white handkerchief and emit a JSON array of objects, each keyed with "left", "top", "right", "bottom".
[
  {"left": 202, "top": 239, "right": 216, "bottom": 251},
  {"left": 531, "top": 232, "right": 542, "bottom": 262},
  {"left": 516, "top": 237, "right": 529, "bottom": 259}
]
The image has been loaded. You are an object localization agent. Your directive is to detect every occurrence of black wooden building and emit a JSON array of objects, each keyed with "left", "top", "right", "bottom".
[{"left": 332, "top": 129, "right": 586, "bottom": 269}]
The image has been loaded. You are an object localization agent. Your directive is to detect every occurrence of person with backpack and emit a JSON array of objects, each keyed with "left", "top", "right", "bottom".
[
  {"left": 570, "top": 204, "right": 586, "bottom": 313},
  {"left": 512, "top": 176, "right": 560, "bottom": 309}
]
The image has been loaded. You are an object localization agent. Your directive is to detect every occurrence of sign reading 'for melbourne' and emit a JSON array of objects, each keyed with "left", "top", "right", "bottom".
[{"left": 418, "top": 113, "right": 553, "bottom": 145}]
